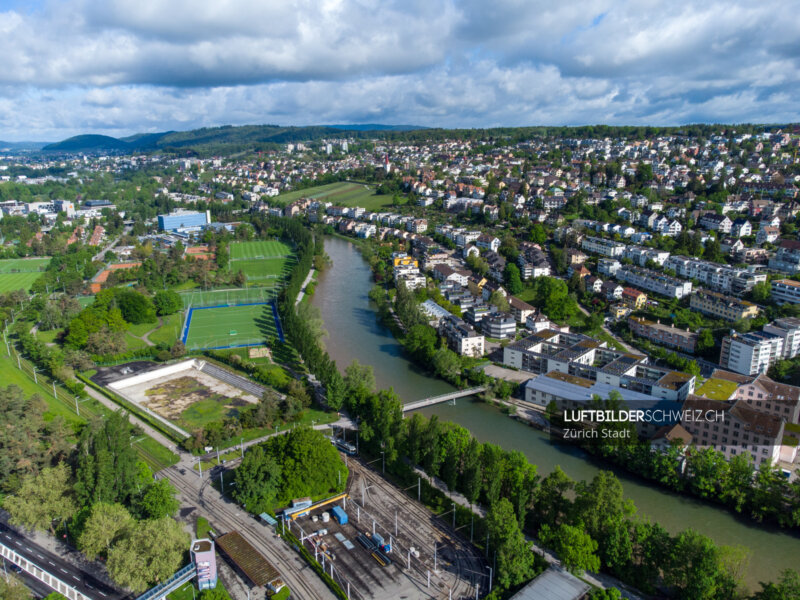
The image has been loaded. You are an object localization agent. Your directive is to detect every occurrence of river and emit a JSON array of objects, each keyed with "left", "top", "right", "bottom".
[{"left": 312, "top": 235, "right": 800, "bottom": 589}]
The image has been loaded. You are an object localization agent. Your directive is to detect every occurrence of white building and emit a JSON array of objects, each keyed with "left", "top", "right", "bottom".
[
  {"left": 719, "top": 331, "right": 784, "bottom": 376},
  {"left": 439, "top": 315, "right": 485, "bottom": 357},
  {"left": 581, "top": 236, "right": 626, "bottom": 257},
  {"left": 762, "top": 318, "right": 800, "bottom": 359},
  {"left": 771, "top": 279, "right": 800, "bottom": 305}
]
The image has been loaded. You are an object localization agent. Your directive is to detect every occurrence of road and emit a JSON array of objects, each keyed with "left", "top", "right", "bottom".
[
  {"left": 0, "top": 518, "right": 128, "bottom": 600},
  {"left": 295, "top": 268, "right": 316, "bottom": 305}
]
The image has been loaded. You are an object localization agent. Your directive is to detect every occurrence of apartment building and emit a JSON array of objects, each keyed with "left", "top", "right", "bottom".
[
  {"left": 681, "top": 396, "right": 784, "bottom": 467},
  {"left": 768, "top": 240, "right": 800, "bottom": 274},
  {"left": 699, "top": 213, "right": 733, "bottom": 233},
  {"left": 689, "top": 289, "right": 760, "bottom": 322},
  {"left": 439, "top": 315, "right": 485, "bottom": 357},
  {"left": 762, "top": 317, "right": 800, "bottom": 359},
  {"left": 581, "top": 236, "right": 626, "bottom": 257},
  {"left": 628, "top": 316, "right": 698, "bottom": 353},
  {"left": 504, "top": 329, "right": 695, "bottom": 401},
  {"left": 517, "top": 243, "right": 551, "bottom": 279},
  {"left": 665, "top": 255, "right": 767, "bottom": 296},
  {"left": 482, "top": 313, "right": 517, "bottom": 340},
  {"left": 771, "top": 279, "right": 800, "bottom": 305},
  {"left": 508, "top": 296, "right": 536, "bottom": 323},
  {"left": 617, "top": 265, "right": 692, "bottom": 299},
  {"left": 623, "top": 245, "right": 671, "bottom": 267},
  {"left": 598, "top": 258, "right": 622, "bottom": 277},
  {"left": 621, "top": 288, "right": 647, "bottom": 309},
  {"left": 717, "top": 370, "right": 800, "bottom": 425},
  {"left": 719, "top": 331, "right": 784, "bottom": 376}
]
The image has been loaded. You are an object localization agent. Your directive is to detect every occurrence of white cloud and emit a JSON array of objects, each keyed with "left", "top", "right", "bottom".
[{"left": 0, "top": 0, "right": 797, "bottom": 140}]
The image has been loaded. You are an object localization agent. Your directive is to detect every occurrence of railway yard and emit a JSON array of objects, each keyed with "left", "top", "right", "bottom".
[{"left": 283, "top": 455, "right": 490, "bottom": 600}]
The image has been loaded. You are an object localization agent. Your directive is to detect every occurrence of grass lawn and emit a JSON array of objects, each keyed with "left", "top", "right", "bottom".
[
  {"left": 149, "top": 313, "right": 182, "bottom": 346},
  {"left": 0, "top": 257, "right": 50, "bottom": 273},
  {"left": 514, "top": 287, "right": 537, "bottom": 303},
  {"left": 0, "top": 352, "right": 84, "bottom": 427},
  {"left": 35, "top": 328, "right": 61, "bottom": 344},
  {"left": 179, "top": 397, "right": 245, "bottom": 431},
  {"left": 184, "top": 303, "right": 279, "bottom": 350},
  {"left": 0, "top": 271, "right": 44, "bottom": 293},
  {"left": 271, "top": 181, "right": 394, "bottom": 210},
  {"left": 76, "top": 295, "right": 95, "bottom": 308},
  {"left": 595, "top": 330, "right": 628, "bottom": 352},
  {"left": 695, "top": 377, "right": 738, "bottom": 400},
  {"left": 230, "top": 240, "right": 292, "bottom": 260},
  {"left": 128, "top": 320, "right": 160, "bottom": 337},
  {"left": 125, "top": 332, "right": 150, "bottom": 350},
  {"left": 179, "top": 286, "right": 277, "bottom": 309},
  {"left": 172, "top": 280, "right": 200, "bottom": 291}
]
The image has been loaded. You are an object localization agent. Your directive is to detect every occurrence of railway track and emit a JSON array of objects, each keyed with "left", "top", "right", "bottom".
[
  {"left": 163, "top": 465, "right": 333, "bottom": 600},
  {"left": 347, "top": 458, "right": 488, "bottom": 599}
]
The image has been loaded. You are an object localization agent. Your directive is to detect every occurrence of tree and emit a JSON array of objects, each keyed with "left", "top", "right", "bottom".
[
  {"left": 590, "top": 589, "right": 622, "bottom": 600},
  {"left": 107, "top": 517, "right": 190, "bottom": 593},
  {"left": 86, "top": 326, "right": 127, "bottom": 356},
  {"left": 540, "top": 523, "right": 600, "bottom": 575},
  {"left": 343, "top": 360, "right": 375, "bottom": 400},
  {"left": 74, "top": 411, "right": 140, "bottom": 507},
  {"left": 750, "top": 281, "right": 772, "bottom": 304},
  {"left": 696, "top": 329, "right": 715, "bottom": 354},
  {"left": 0, "top": 573, "right": 32, "bottom": 600},
  {"left": 530, "top": 223, "right": 547, "bottom": 245},
  {"left": 532, "top": 277, "right": 577, "bottom": 322},
  {"left": 79, "top": 502, "right": 135, "bottom": 559},
  {"left": 752, "top": 569, "right": 800, "bottom": 600},
  {"left": 504, "top": 263, "right": 524, "bottom": 295},
  {"left": 153, "top": 290, "right": 183, "bottom": 316},
  {"left": 199, "top": 586, "right": 231, "bottom": 600},
  {"left": 432, "top": 347, "right": 461, "bottom": 381},
  {"left": 533, "top": 466, "right": 574, "bottom": 529},
  {"left": 116, "top": 289, "right": 157, "bottom": 324},
  {"left": 136, "top": 479, "right": 180, "bottom": 519},
  {"left": 233, "top": 445, "right": 283, "bottom": 513},
  {"left": 665, "top": 529, "right": 738, "bottom": 600},
  {"left": 486, "top": 498, "right": 537, "bottom": 588},
  {"left": 489, "top": 290, "right": 509, "bottom": 312},
  {"left": 4, "top": 463, "right": 77, "bottom": 534}
]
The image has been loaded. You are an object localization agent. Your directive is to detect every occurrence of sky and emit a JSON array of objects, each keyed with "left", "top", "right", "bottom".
[{"left": 0, "top": 0, "right": 798, "bottom": 141}]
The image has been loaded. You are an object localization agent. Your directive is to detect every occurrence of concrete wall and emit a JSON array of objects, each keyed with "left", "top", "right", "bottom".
[{"left": 108, "top": 359, "right": 203, "bottom": 390}]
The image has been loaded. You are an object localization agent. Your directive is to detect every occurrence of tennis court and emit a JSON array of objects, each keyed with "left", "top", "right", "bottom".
[{"left": 182, "top": 301, "right": 284, "bottom": 350}]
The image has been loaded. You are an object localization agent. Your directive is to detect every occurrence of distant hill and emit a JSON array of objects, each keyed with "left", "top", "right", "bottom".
[
  {"left": 0, "top": 140, "right": 49, "bottom": 151},
  {"left": 41, "top": 123, "right": 427, "bottom": 154},
  {"left": 327, "top": 124, "right": 427, "bottom": 132}
]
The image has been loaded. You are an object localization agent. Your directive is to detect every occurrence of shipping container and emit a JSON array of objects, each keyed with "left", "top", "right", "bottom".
[{"left": 331, "top": 505, "right": 348, "bottom": 525}]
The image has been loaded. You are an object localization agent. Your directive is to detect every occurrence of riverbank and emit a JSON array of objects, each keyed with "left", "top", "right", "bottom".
[{"left": 313, "top": 234, "right": 800, "bottom": 590}]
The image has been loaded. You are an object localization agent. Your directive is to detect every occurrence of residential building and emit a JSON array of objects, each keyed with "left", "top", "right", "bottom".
[
  {"left": 689, "top": 289, "right": 760, "bottom": 322},
  {"left": 731, "top": 218, "right": 752, "bottom": 238},
  {"left": 485, "top": 251, "right": 506, "bottom": 282},
  {"left": 508, "top": 296, "right": 536, "bottom": 323},
  {"left": 616, "top": 265, "right": 692, "bottom": 299},
  {"left": 517, "top": 243, "right": 551, "bottom": 279},
  {"left": 756, "top": 225, "right": 780, "bottom": 245},
  {"left": 482, "top": 313, "right": 517, "bottom": 339},
  {"left": 581, "top": 236, "right": 626, "bottom": 257},
  {"left": 597, "top": 258, "right": 621, "bottom": 277},
  {"left": 628, "top": 316, "right": 699, "bottom": 353},
  {"left": 439, "top": 315, "right": 485, "bottom": 357},
  {"left": 432, "top": 264, "right": 469, "bottom": 286},
  {"left": 771, "top": 279, "right": 800, "bottom": 305},
  {"left": 699, "top": 213, "right": 733, "bottom": 233},
  {"left": 504, "top": 329, "right": 695, "bottom": 401},
  {"left": 719, "top": 370, "right": 800, "bottom": 425},
  {"left": 601, "top": 280, "right": 624, "bottom": 300},
  {"left": 769, "top": 240, "right": 800, "bottom": 274},
  {"left": 665, "top": 256, "right": 767, "bottom": 295},
  {"left": 476, "top": 234, "right": 500, "bottom": 252},
  {"left": 762, "top": 317, "right": 800, "bottom": 359},
  {"left": 719, "top": 331, "right": 784, "bottom": 376},
  {"left": 680, "top": 396, "right": 784, "bottom": 467},
  {"left": 621, "top": 287, "right": 647, "bottom": 310},
  {"left": 623, "top": 246, "right": 670, "bottom": 267}
]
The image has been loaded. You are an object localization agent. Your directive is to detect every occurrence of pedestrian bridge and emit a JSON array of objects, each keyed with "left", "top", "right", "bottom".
[
  {"left": 402, "top": 386, "right": 488, "bottom": 412},
  {"left": 0, "top": 540, "right": 92, "bottom": 600}
]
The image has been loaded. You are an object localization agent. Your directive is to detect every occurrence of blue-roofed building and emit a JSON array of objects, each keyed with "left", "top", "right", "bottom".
[{"left": 158, "top": 210, "right": 211, "bottom": 231}]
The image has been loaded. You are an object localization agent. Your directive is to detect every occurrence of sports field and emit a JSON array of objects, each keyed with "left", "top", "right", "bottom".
[
  {"left": 0, "top": 258, "right": 50, "bottom": 273},
  {"left": 0, "top": 257, "right": 49, "bottom": 293},
  {"left": 230, "top": 240, "right": 296, "bottom": 282},
  {"left": 182, "top": 302, "right": 284, "bottom": 350},
  {"left": 272, "top": 181, "right": 395, "bottom": 210},
  {"left": 180, "top": 286, "right": 277, "bottom": 309},
  {"left": 0, "top": 271, "right": 45, "bottom": 293}
]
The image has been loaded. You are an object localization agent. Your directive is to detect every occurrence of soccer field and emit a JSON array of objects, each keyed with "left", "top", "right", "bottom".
[
  {"left": 0, "top": 258, "right": 50, "bottom": 273},
  {"left": 230, "top": 240, "right": 295, "bottom": 282},
  {"left": 180, "top": 286, "right": 277, "bottom": 309},
  {"left": 230, "top": 240, "right": 291, "bottom": 260},
  {"left": 182, "top": 302, "right": 284, "bottom": 350},
  {"left": 0, "top": 271, "right": 45, "bottom": 293}
]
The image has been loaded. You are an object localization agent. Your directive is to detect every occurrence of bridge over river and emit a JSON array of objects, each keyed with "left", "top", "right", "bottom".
[{"left": 402, "top": 386, "right": 487, "bottom": 412}]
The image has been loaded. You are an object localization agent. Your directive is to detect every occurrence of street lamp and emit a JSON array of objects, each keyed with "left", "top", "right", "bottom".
[{"left": 486, "top": 565, "right": 493, "bottom": 592}]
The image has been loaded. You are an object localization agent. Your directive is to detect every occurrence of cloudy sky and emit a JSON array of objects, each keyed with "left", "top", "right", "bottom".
[{"left": 1, "top": 0, "right": 798, "bottom": 141}]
